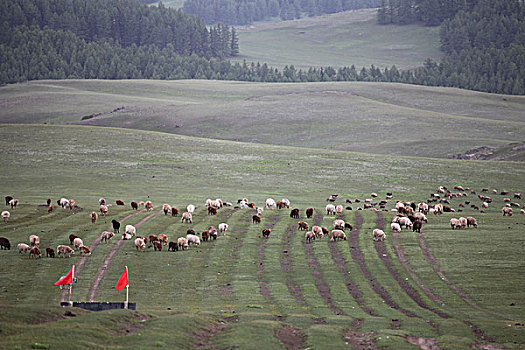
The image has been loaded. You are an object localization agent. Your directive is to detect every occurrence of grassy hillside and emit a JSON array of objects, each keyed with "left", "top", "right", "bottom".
[
  {"left": 1, "top": 80, "right": 524, "bottom": 160},
  {"left": 234, "top": 9, "right": 443, "bottom": 70},
  {"left": 0, "top": 124, "right": 524, "bottom": 349}
]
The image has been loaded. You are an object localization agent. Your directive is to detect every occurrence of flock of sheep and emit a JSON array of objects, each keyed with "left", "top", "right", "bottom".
[{"left": 0, "top": 186, "right": 523, "bottom": 261}]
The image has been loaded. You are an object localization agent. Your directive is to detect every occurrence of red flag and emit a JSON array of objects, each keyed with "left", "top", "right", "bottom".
[
  {"left": 54, "top": 266, "right": 74, "bottom": 285},
  {"left": 115, "top": 267, "right": 128, "bottom": 292}
]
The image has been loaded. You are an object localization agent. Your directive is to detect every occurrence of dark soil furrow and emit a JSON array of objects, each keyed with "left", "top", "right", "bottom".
[
  {"left": 374, "top": 212, "right": 449, "bottom": 320},
  {"left": 61, "top": 208, "right": 148, "bottom": 302},
  {"left": 350, "top": 212, "right": 416, "bottom": 318},
  {"left": 317, "top": 211, "right": 378, "bottom": 317},
  {"left": 276, "top": 325, "right": 307, "bottom": 350},
  {"left": 87, "top": 209, "right": 161, "bottom": 302},
  {"left": 300, "top": 219, "right": 343, "bottom": 315}
]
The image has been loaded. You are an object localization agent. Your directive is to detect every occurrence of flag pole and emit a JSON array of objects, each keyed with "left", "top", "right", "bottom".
[
  {"left": 69, "top": 265, "right": 75, "bottom": 306},
  {"left": 125, "top": 266, "right": 129, "bottom": 309}
]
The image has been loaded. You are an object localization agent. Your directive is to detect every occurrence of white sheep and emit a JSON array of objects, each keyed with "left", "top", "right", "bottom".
[
  {"left": 186, "top": 234, "right": 201, "bottom": 247},
  {"left": 59, "top": 198, "right": 69, "bottom": 208},
  {"left": 281, "top": 198, "right": 290, "bottom": 208},
  {"left": 390, "top": 223, "right": 401, "bottom": 232},
  {"left": 373, "top": 229, "right": 386, "bottom": 241},
  {"left": 1, "top": 211, "right": 10, "bottom": 223},
  {"left": 218, "top": 223, "right": 229, "bottom": 235},
  {"left": 125, "top": 225, "right": 136, "bottom": 237},
  {"left": 187, "top": 204, "right": 195, "bottom": 213},
  {"left": 135, "top": 238, "right": 146, "bottom": 252},
  {"left": 336, "top": 205, "right": 344, "bottom": 214},
  {"left": 398, "top": 217, "right": 412, "bottom": 228},
  {"left": 181, "top": 212, "right": 192, "bottom": 223},
  {"left": 73, "top": 237, "right": 83, "bottom": 250},
  {"left": 17, "top": 243, "right": 30, "bottom": 254},
  {"left": 265, "top": 198, "right": 276, "bottom": 209},
  {"left": 326, "top": 204, "right": 336, "bottom": 215},
  {"left": 29, "top": 234, "right": 40, "bottom": 246},
  {"left": 333, "top": 219, "right": 345, "bottom": 230}
]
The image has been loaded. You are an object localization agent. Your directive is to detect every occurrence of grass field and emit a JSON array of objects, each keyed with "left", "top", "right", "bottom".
[
  {"left": 1, "top": 80, "right": 524, "bottom": 160},
  {"left": 234, "top": 9, "right": 443, "bottom": 70},
  {"left": 0, "top": 124, "right": 524, "bottom": 349}
]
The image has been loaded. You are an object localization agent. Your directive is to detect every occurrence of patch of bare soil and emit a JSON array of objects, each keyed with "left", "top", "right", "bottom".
[
  {"left": 115, "top": 312, "right": 151, "bottom": 336},
  {"left": 192, "top": 316, "right": 238, "bottom": 349},
  {"left": 406, "top": 336, "right": 440, "bottom": 350},
  {"left": 471, "top": 343, "right": 507, "bottom": 349},
  {"left": 276, "top": 326, "right": 306, "bottom": 350},
  {"left": 344, "top": 329, "right": 377, "bottom": 350},
  {"left": 350, "top": 212, "right": 415, "bottom": 318}
]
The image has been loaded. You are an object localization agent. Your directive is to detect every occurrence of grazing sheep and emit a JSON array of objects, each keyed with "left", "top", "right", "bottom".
[
  {"left": 5, "top": 196, "right": 13, "bottom": 206},
  {"left": 201, "top": 230, "right": 210, "bottom": 242},
  {"left": 266, "top": 198, "right": 276, "bottom": 209},
  {"left": 59, "top": 198, "right": 69, "bottom": 208},
  {"left": 79, "top": 245, "right": 91, "bottom": 256},
  {"left": 1, "top": 211, "right": 10, "bottom": 223},
  {"left": 520, "top": 209, "right": 525, "bottom": 215},
  {"left": 168, "top": 241, "right": 178, "bottom": 252},
  {"left": 125, "top": 224, "right": 136, "bottom": 237},
  {"left": 209, "top": 226, "right": 218, "bottom": 240},
  {"left": 181, "top": 212, "right": 193, "bottom": 223},
  {"left": 99, "top": 198, "right": 106, "bottom": 205},
  {"left": 0, "top": 237, "right": 10, "bottom": 250},
  {"left": 73, "top": 237, "right": 83, "bottom": 250},
  {"left": 122, "top": 232, "right": 132, "bottom": 240},
  {"left": 116, "top": 199, "right": 125, "bottom": 206},
  {"left": 398, "top": 217, "right": 412, "bottom": 229},
  {"left": 57, "top": 245, "right": 74, "bottom": 258},
  {"left": 138, "top": 201, "right": 145, "bottom": 206},
  {"left": 131, "top": 201, "right": 138, "bottom": 210},
  {"left": 46, "top": 247, "right": 55, "bottom": 258},
  {"left": 187, "top": 204, "right": 195, "bottom": 213},
  {"left": 18, "top": 243, "right": 30, "bottom": 254},
  {"left": 208, "top": 207, "right": 218, "bottom": 215},
  {"left": 101, "top": 231, "right": 115, "bottom": 243},
  {"left": 99, "top": 204, "right": 108, "bottom": 216},
  {"left": 326, "top": 194, "right": 338, "bottom": 202},
  {"left": 333, "top": 219, "right": 345, "bottom": 230},
  {"left": 312, "top": 226, "right": 324, "bottom": 239},
  {"left": 90, "top": 211, "right": 98, "bottom": 224},
  {"left": 261, "top": 229, "right": 271, "bottom": 239},
  {"left": 153, "top": 241, "right": 162, "bottom": 251},
  {"left": 290, "top": 208, "right": 300, "bottom": 219},
  {"left": 412, "top": 220, "right": 423, "bottom": 233},
  {"left": 297, "top": 221, "right": 309, "bottom": 231},
  {"left": 218, "top": 223, "right": 229, "bottom": 235},
  {"left": 482, "top": 202, "right": 489, "bottom": 209},
  {"left": 449, "top": 218, "right": 461, "bottom": 229},
  {"left": 148, "top": 234, "right": 159, "bottom": 244},
  {"left": 112, "top": 219, "right": 120, "bottom": 233},
  {"left": 502, "top": 207, "right": 513, "bottom": 216},
  {"left": 466, "top": 217, "right": 478, "bottom": 228},
  {"left": 135, "top": 238, "right": 146, "bottom": 252},
  {"left": 434, "top": 203, "right": 444, "bottom": 215},
  {"left": 306, "top": 208, "right": 314, "bottom": 219},
  {"left": 29, "top": 234, "right": 40, "bottom": 246},
  {"left": 514, "top": 192, "right": 522, "bottom": 199},
  {"left": 391, "top": 222, "right": 401, "bottom": 232},
  {"left": 48, "top": 204, "right": 55, "bottom": 213},
  {"left": 371, "top": 192, "right": 378, "bottom": 198},
  {"left": 373, "top": 229, "right": 386, "bottom": 242},
  {"left": 171, "top": 207, "right": 179, "bottom": 216},
  {"left": 458, "top": 217, "right": 468, "bottom": 228},
  {"left": 336, "top": 205, "right": 344, "bottom": 214},
  {"left": 305, "top": 231, "right": 315, "bottom": 243},
  {"left": 344, "top": 222, "right": 353, "bottom": 231},
  {"left": 256, "top": 207, "right": 264, "bottom": 216},
  {"left": 9, "top": 199, "right": 19, "bottom": 208},
  {"left": 157, "top": 234, "right": 168, "bottom": 245},
  {"left": 418, "top": 202, "right": 429, "bottom": 213},
  {"left": 186, "top": 234, "right": 201, "bottom": 247},
  {"left": 252, "top": 214, "right": 261, "bottom": 224},
  {"left": 163, "top": 204, "right": 172, "bottom": 215},
  {"left": 177, "top": 237, "right": 189, "bottom": 251},
  {"left": 145, "top": 201, "right": 153, "bottom": 211},
  {"left": 281, "top": 198, "right": 291, "bottom": 208},
  {"left": 326, "top": 204, "right": 336, "bottom": 215},
  {"left": 321, "top": 226, "right": 330, "bottom": 236},
  {"left": 414, "top": 212, "right": 428, "bottom": 223},
  {"left": 330, "top": 229, "right": 347, "bottom": 241},
  {"left": 29, "top": 246, "right": 41, "bottom": 259},
  {"left": 68, "top": 234, "right": 79, "bottom": 245}
]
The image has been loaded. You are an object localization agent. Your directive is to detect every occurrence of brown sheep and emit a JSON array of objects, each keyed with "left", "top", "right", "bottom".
[
  {"left": 201, "top": 230, "right": 210, "bottom": 242},
  {"left": 466, "top": 217, "right": 478, "bottom": 228},
  {"left": 171, "top": 207, "right": 179, "bottom": 216},
  {"left": 5, "top": 196, "right": 13, "bottom": 206},
  {"left": 149, "top": 234, "right": 159, "bottom": 243},
  {"left": 131, "top": 201, "right": 138, "bottom": 210},
  {"left": 153, "top": 241, "right": 162, "bottom": 251},
  {"left": 297, "top": 221, "right": 309, "bottom": 231},
  {"left": 29, "top": 246, "right": 42, "bottom": 259},
  {"left": 116, "top": 200, "right": 125, "bottom": 206},
  {"left": 69, "top": 234, "right": 79, "bottom": 245},
  {"left": 90, "top": 211, "right": 98, "bottom": 224},
  {"left": 0, "top": 237, "right": 10, "bottom": 250},
  {"left": 46, "top": 247, "right": 55, "bottom": 258},
  {"left": 306, "top": 208, "right": 314, "bottom": 218},
  {"left": 145, "top": 201, "right": 153, "bottom": 211},
  {"left": 252, "top": 214, "right": 261, "bottom": 224},
  {"left": 412, "top": 220, "right": 423, "bottom": 233},
  {"left": 261, "top": 229, "right": 271, "bottom": 239},
  {"left": 79, "top": 245, "right": 91, "bottom": 256},
  {"left": 158, "top": 234, "right": 168, "bottom": 245},
  {"left": 208, "top": 207, "right": 218, "bottom": 215},
  {"left": 168, "top": 241, "right": 178, "bottom": 251},
  {"left": 502, "top": 207, "right": 513, "bottom": 216},
  {"left": 290, "top": 208, "right": 300, "bottom": 219}
]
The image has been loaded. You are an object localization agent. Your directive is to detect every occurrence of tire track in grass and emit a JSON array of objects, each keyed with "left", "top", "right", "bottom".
[
  {"left": 60, "top": 208, "right": 148, "bottom": 302},
  {"left": 87, "top": 208, "right": 162, "bottom": 302},
  {"left": 374, "top": 212, "right": 449, "bottom": 321},
  {"left": 299, "top": 218, "right": 344, "bottom": 316},
  {"left": 322, "top": 211, "right": 378, "bottom": 317},
  {"left": 350, "top": 212, "right": 416, "bottom": 318}
]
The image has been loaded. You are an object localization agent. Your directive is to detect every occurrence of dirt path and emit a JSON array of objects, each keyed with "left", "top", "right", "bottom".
[
  {"left": 374, "top": 212, "right": 449, "bottom": 323},
  {"left": 350, "top": 212, "right": 416, "bottom": 318},
  {"left": 322, "top": 211, "right": 378, "bottom": 317},
  {"left": 60, "top": 208, "right": 148, "bottom": 302},
  {"left": 87, "top": 209, "right": 162, "bottom": 302}
]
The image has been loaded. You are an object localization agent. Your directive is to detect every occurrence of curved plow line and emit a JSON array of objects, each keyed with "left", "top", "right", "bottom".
[
  {"left": 87, "top": 209, "right": 162, "bottom": 302},
  {"left": 60, "top": 208, "right": 149, "bottom": 302},
  {"left": 351, "top": 212, "right": 416, "bottom": 318},
  {"left": 319, "top": 211, "right": 378, "bottom": 317},
  {"left": 300, "top": 219, "right": 344, "bottom": 316},
  {"left": 374, "top": 212, "right": 449, "bottom": 321}
]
